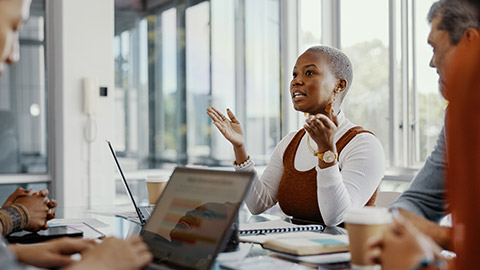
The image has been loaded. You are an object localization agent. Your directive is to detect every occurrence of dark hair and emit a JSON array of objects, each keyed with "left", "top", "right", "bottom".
[{"left": 428, "top": 0, "right": 480, "bottom": 45}]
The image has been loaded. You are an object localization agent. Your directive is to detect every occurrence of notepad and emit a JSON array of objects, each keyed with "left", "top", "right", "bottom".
[
  {"left": 262, "top": 234, "right": 349, "bottom": 256},
  {"left": 239, "top": 220, "right": 325, "bottom": 244}
]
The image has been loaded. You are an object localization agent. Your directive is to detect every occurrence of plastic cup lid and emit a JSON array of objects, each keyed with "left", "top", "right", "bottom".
[{"left": 344, "top": 207, "right": 392, "bottom": 225}]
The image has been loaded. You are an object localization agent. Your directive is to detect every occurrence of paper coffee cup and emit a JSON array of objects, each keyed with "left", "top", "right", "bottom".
[
  {"left": 146, "top": 175, "right": 169, "bottom": 205},
  {"left": 344, "top": 207, "right": 392, "bottom": 270}
]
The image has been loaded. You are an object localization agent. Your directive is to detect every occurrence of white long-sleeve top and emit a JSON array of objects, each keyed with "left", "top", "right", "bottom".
[{"left": 236, "top": 110, "right": 385, "bottom": 226}]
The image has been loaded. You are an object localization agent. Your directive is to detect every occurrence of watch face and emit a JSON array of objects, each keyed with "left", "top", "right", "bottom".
[{"left": 323, "top": 151, "right": 336, "bottom": 163}]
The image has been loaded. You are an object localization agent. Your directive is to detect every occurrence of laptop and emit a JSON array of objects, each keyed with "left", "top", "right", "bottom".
[
  {"left": 141, "top": 167, "right": 255, "bottom": 270},
  {"left": 107, "top": 140, "right": 156, "bottom": 225}
]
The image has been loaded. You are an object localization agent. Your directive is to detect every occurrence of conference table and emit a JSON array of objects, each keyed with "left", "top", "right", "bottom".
[{"left": 53, "top": 205, "right": 353, "bottom": 270}]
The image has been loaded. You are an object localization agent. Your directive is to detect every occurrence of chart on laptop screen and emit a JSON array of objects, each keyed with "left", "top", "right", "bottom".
[
  {"left": 142, "top": 168, "right": 253, "bottom": 269},
  {"left": 144, "top": 169, "right": 249, "bottom": 241}
]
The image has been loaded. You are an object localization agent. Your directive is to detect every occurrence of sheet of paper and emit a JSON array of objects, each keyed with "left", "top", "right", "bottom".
[
  {"left": 216, "top": 243, "right": 253, "bottom": 262},
  {"left": 48, "top": 218, "right": 109, "bottom": 228},
  {"left": 64, "top": 223, "right": 105, "bottom": 239},
  {"left": 274, "top": 251, "right": 351, "bottom": 264},
  {"left": 47, "top": 218, "right": 107, "bottom": 239}
]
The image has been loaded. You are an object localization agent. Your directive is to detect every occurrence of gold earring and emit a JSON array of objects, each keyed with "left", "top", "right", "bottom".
[
  {"left": 325, "top": 96, "right": 336, "bottom": 114},
  {"left": 325, "top": 104, "right": 332, "bottom": 113}
]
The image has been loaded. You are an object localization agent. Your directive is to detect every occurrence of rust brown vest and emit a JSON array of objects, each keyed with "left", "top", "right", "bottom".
[{"left": 277, "top": 126, "right": 379, "bottom": 224}]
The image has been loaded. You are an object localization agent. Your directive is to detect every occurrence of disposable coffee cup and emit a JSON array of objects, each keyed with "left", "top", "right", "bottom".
[
  {"left": 146, "top": 175, "right": 169, "bottom": 205},
  {"left": 344, "top": 207, "right": 392, "bottom": 270}
]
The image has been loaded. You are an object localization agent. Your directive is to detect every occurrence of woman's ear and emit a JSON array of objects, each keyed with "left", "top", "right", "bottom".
[{"left": 336, "top": 79, "right": 347, "bottom": 94}]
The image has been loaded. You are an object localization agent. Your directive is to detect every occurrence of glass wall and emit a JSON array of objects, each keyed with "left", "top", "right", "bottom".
[
  {"left": 413, "top": 0, "right": 445, "bottom": 163},
  {"left": 340, "top": 0, "right": 391, "bottom": 164},
  {"left": 114, "top": 0, "right": 282, "bottom": 170},
  {"left": 298, "top": 0, "right": 322, "bottom": 53},
  {"left": 210, "top": 0, "right": 236, "bottom": 163},
  {"left": 0, "top": 0, "right": 48, "bottom": 174},
  {"left": 244, "top": 0, "right": 281, "bottom": 164},
  {"left": 186, "top": 2, "right": 211, "bottom": 164},
  {"left": 114, "top": 0, "right": 447, "bottom": 173}
]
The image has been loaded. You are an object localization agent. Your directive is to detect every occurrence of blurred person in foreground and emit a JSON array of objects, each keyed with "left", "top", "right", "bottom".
[
  {"left": 368, "top": 0, "right": 480, "bottom": 269},
  {"left": 389, "top": 0, "right": 480, "bottom": 250},
  {"left": 0, "top": 0, "right": 152, "bottom": 269}
]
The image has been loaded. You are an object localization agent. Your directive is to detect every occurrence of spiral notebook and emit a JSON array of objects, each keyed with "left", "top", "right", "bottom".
[{"left": 239, "top": 220, "right": 325, "bottom": 244}]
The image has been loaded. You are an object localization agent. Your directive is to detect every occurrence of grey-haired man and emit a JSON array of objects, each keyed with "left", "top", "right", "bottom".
[{"left": 391, "top": 0, "right": 480, "bottom": 250}]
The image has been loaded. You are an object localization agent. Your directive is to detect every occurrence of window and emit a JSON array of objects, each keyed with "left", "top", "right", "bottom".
[
  {"left": 114, "top": 0, "right": 446, "bottom": 178},
  {"left": 340, "top": 0, "right": 445, "bottom": 168},
  {"left": 298, "top": 0, "right": 322, "bottom": 53},
  {"left": 114, "top": 0, "right": 281, "bottom": 171},
  {"left": 0, "top": 1, "right": 48, "bottom": 175},
  {"left": 340, "top": 0, "right": 391, "bottom": 164},
  {"left": 413, "top": 0, "right": 445, "bottom": 163},
  {"left": 244, "top": 0, "right": 281, "bottom": 164},
  {"left": 0, "top": 0, "right": 49, "bottom": 195}
]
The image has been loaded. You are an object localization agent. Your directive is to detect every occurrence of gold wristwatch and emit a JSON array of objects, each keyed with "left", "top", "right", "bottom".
[{"left": 317, "top": 150, "right": 338, "bottom": 163}]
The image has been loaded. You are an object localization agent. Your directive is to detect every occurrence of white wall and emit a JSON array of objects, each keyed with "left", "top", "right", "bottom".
[{"left": 49, "top": 0, "right": 115, "bottom": 208}]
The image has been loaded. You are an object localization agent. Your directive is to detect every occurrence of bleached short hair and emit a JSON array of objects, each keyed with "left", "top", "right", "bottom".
[{"left": 305, "top": 45, "right": 353, "bottom": 102}]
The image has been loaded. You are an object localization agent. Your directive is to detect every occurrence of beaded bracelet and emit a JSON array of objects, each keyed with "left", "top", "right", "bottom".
[
  {"left": 0, "top": 203, "right": 30, "bottom": 235},
  {"left": 233, "top": 155, "right": 254, "bottom": 169}
]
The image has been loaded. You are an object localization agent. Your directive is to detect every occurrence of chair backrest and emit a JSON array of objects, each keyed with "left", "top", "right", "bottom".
[{"left": 375, "top": 191, "right": 402, "bottom": 208}]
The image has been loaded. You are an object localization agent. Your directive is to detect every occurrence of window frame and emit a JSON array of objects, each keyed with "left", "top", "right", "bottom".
[
  {"left": 113, "top": 0, "right": 440, "bottom": 183},
  {"left": 0, "top": 0, "right": 52, "bottom": 188},
  {"left": 284, "top": 0, "right": 436, "bottom": 181}
]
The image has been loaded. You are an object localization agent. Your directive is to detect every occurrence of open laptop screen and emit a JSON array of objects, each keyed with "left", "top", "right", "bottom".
[{"left": 141, "top": 167, "right": 254, "bottom": 270}]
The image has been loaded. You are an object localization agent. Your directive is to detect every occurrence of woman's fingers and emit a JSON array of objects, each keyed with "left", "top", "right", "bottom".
[
  {"left": 305, "top": 116, "right": 329, "bottom": 131},
  {"left": 226, "top": 108, "right": 238, "bottom": 123},
  {"left": 206, "top": 108, "right": 222, "bottom": 123},
  {"left": 211, "top": 107, "right": 227, "bottom": 121},
  {"left": 315, "top": 114, "right": 336, "bottom": 129},
  {"left": 207, "top": 107, "right": 229, "bottom": 123}
]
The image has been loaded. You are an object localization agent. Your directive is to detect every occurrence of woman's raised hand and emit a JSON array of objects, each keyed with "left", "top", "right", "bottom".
[
  {"left": 303, "top": 112, "right": 338, "bottom": 154},
  {"left": 206, "top": 107, "right": 244, "bottom": 147}
]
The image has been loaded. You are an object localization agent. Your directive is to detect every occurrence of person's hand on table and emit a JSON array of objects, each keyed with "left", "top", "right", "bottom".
[
  {"left": 67, "top": 236, "right": 152, "bottom": 270},
  {"left": 8, "top": 237, "right": 96, "bottom": 269},
  {"left": 3, "top": 187, "right": 58, "bottom": 231},
  {"left": 366, "top": 215, "right": 445, "bottom": 270},
  {"left": 2, "top": 187, "right": 35, "bottom": 207}
]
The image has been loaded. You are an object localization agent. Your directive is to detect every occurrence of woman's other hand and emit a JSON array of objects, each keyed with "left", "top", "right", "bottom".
[
  {"left": 206, "top": 107, "right": 244, "bottom": 147},
  {"left": 304, "top": 112, "right": 337, "bottom": 154}
]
